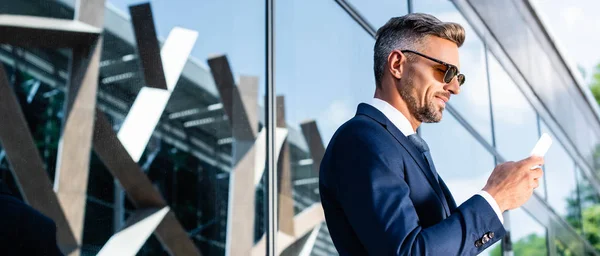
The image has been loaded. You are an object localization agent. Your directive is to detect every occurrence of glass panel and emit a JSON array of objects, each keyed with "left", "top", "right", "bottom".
[
  {"left": 0, "top": 0, "right": 265, "bottom": 255},
  {"left": 555, "top": 238, "right": 578, "bottom": 256},
  {"left": 0, "top": 0, "right": 74, "bottom": 19},
  {"left": 276, "top": 0, "right": 377, "bottom": 254},
  {"left": 421, "top": 112, "right": 495, "bottom": 206},
  {"left": 487, "top": 52, "right": 545, "bottom": 198},
  {"left": 414, "top": 0, "right": 493, "bottom": 144},
  {"left": 422, "top": 112, "right": 497, "bottom": 255},
  {"left": 528, "top": 0, "right": 600, "bottom": 85},
  {"left": 346, "top": 0, "right": 409, "bottom": 29},
  {"left": 577, "top": 168, "right": 600, "bottom": 253},
  {"left": 0, "top": 63, "right": 66, "bottom": 182},
  {"left": 510, "top": 208, "right": 548, "bottom": 256},
  {"left": 106, "top": 0, "right": 266, "bottom": 254},
  {"left": 540, "top": 121, "right": 580, "bottom": 228}
]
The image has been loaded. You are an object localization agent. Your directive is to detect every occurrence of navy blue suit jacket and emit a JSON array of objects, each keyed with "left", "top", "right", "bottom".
[
  {"left": 0, "top": 182, "right": 63, "bottom": 256},
  {"left": 319, "top": 103, "right": 505, "bottom": 255}
]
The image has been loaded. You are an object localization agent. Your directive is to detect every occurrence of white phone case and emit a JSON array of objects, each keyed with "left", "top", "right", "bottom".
[{"left": 530, "top": 133, "right": 552, "bottom": 157}]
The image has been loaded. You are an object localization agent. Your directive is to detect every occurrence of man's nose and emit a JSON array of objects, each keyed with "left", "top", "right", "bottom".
[{"left": 444, "top": 78, "right": 461, "bottom": 95}]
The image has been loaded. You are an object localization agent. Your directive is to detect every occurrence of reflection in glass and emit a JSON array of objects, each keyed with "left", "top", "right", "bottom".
[
  {"left": 503, "top": 208, "right": 548, "bottom": 256},
  {"left": 577, "top": 168, "right": 600, "bottom": 253},
  {"left": 104, "top": 0, "right": 266, "bottom": 255},
  {"left": 421, "top": 112, "right": 495, "bottom": 206},
  {"left": 528, "top": 0, "right": 600, "bottom": 85},
  {"left": 540, "top": 121, "right": 580, "bottom": 229},
  {"left": 346, "top": 0, "right": 408, "bottom": 29},
  {"left": 0, "top": 0, "right": 74, "bottom": 19},
  {"left": 414, "top": 0, "right": 493, "bottom": 144},
  {"left": 487, "top": 52, "right": 545, "bottom": 198},
  {"left": 276, "top": 0, "right": 377, "bottom": 254},
  {"left": 421, "top": 112, "right": 496, "bottom": 256}
]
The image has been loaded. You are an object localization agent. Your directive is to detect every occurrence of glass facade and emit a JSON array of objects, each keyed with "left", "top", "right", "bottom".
[{"left": 0, "top": 0, "right": 598, "bottom": 255}]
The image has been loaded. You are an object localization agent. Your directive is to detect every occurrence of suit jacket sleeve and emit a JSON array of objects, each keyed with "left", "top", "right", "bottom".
[{"left": 332, "top": 130, "right": 505, "bottom": 255}]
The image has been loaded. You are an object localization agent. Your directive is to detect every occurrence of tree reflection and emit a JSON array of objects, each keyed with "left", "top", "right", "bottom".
[{"left": 489, "top": 233, "right": 547, "bottom": 256}]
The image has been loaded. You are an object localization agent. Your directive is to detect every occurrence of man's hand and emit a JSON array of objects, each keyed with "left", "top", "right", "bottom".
[{"left": 483, "top": 156, "right": 544, "bottom": 212}]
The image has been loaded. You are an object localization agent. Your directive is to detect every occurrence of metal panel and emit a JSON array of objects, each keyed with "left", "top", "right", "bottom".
[
  {"left": 239, "top": 76, "right": 259, "bottom": 136},
  {"left": 252, "top": 203, "right": 325, "bottom": 256},
  {"left": 129, "top": 3, "right": 167, "bottom": 90},
  {"left": 93, "top": 112, "right": 165, "bottom": 208},
  {"left": 208, "top": 57, "right": 263, "bottom": 256},
  {"left": 226, "top": 143, "right": 257, "bottom": 256},
  {"left": 92, "top": 111, "right": 201, "bottom": 255},
  {"left": 300, "top": 120, "right": 325, "bottom": 177},
  {"left": 0, "top": 15, "right": 100, "bottom": 48},
  {"left": 253, "top": 128, "right": 288, "bottom": 187},
  {"left": 207, "top": 55, "right": 256, "bottom": 142},
  {"left": 117, "top": 27, "right": 198, "bottom": 162},
  {"left": 54, "top": 41, "right": 104, "bottom": 251},
  {"left": 0, "top": 65, "right": 78, "bottom": 254},
  {"left": 98, "top": 207, "right": 170, "bottom": 256},
  {"left": 53, "top": 2, "right": 107, "bottom": 251},
  {"left": 277, "top": 96, "right": 295, "bottom": 236}
]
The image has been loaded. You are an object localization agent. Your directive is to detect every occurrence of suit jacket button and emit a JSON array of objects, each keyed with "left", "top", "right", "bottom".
[
  {"left": 482, "top": 236, "right": 490, "bottom": 244},
  {"left": 474, "top": 240, "right": 483, "bottom": 248},
  {"left": 486, "top": 232, "right": 494, "bottom": 239}
]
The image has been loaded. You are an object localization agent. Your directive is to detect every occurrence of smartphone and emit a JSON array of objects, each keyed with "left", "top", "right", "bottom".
[{"left": 530, "top": 133, "right": 552, "bottom": 169}]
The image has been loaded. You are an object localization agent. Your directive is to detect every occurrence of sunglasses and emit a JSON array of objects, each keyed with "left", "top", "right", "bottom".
[{"left": 401, "top": 50, "right": 465, "bottom": 86}]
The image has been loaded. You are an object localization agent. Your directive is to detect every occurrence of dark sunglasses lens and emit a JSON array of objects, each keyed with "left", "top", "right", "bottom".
[
  {"left": 457, "top": 74, "right": 465, "bottom": 86},
  {"left": 444, "top": 66, "right": 457, "bottom": 83}
]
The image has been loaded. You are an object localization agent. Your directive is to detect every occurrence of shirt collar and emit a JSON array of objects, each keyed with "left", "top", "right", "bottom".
[{"left": 367, "top": 98, "right": 415, "bottom": 136}]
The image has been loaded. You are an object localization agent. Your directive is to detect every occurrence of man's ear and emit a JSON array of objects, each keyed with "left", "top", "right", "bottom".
[{"left": 387, "top": 50, "right": 406, "bottom": 80}]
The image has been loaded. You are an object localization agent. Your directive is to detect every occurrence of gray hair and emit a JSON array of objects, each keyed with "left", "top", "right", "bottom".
[{"left": 373, "top": 13, "right": 465, "bottom": 87}]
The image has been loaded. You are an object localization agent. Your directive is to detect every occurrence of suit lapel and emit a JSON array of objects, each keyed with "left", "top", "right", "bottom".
[
  {"left": 439, "top": 177, "right": 457, "bottom": 212},
  {"left": 0, "top": 181, "right": 12, "bottom": 196},
  {"left": 356, "top": 104, "right": 451, "bottom": 216}
]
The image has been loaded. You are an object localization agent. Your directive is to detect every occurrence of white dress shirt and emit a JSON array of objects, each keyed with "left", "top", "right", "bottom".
[{"left": 366, "top": 98, "right": 504, "bottom": 224}]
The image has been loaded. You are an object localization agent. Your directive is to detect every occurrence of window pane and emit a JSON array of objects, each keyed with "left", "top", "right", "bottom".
[
  {"left": 422, "top": 112, "right": 497, "bottom": 255},
  {"left": 414, "top": 0, "right": 493, "bottom": 144},
  {"left": 510, "top": 208, "right": 548, "bottom": 256},
  {"left": 0, "top": 0, "right": 74, "bottom": 19},
  {"left": 276, "top": 0, "right": 376, "bottom": 254},
  {"left": 488, "top": 52, "right": 545, "bottom": 198},
  {"left": 421, "top": 112, "right": 495, "bottom": 206},
  {"left": 577, "top": 168, "right": 600, "bottom": 253},
  {"left": 107, "top": 0, "right": 265, "bottom": 255},
  {"left": 346, "top": 0, "right": 408, "bottom": 29},
  {"left": 541, "top": 122, "right": 579, "bottom": 227}
]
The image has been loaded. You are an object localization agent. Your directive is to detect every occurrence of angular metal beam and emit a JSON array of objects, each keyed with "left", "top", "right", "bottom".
[
  {"left": 300, "top": 121, "right": 325, "bottom": 177},
  {"left": 276, "top": 96, "right": 295, "bottom": 236},
  {"left": 93, "top": 111, "right": 201, "bottom": 255},
  {"left": 239, "top": 76, "right": 259, "bottom": 137},
  {"left": 226, "top": 144, "right": 257, "bottom": 256},
  {"left": 0, "top": 65, "right": 78, "bottom": 254},
  {"left": 209, "top": 58, "right": 261, "bottom": 256},
  {"left": 129, "top": 3, "right": 168, "bottom": 90},
  {"left": 297, "top": 224, "right": 322, "bottom": 256},
  {"left": 0, "top": 15, "right": 100, "bottom": 48},
  {"left": 251, "top": 203, "right": 325, "bottom": 256},
  {"left": 53, "top": 2, "right": 106, "bottom": 252},
  {"left": 207, "top": 55, "right": 256, "bottom": 141},
  {"left": 117, "top": 27, "right": 198, "bottom": 162},
  {"left": 253, "top": 128, "right": 288, "bottom": 187},
  {"left": 98, "top": 207, "right": 170, "bottom": 256}
]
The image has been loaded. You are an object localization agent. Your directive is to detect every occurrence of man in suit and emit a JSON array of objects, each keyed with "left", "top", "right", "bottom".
[
  {"left": 0, "top": 180, "right": 63, "bottom": 255},
  {"left": 319, "top": 13, "right": 544, "bottom": 255}
]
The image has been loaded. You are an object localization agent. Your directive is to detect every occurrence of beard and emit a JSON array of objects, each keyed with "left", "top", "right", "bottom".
[{"left": 398, "top": 78, "right": 445, "bottom": 123}]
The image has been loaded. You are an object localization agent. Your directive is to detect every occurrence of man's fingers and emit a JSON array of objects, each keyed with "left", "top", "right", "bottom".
[
  {"left": 521, "top": 156, "right": 544, "bottom": 168},
  {"left": 530, "top": 167, "right": 544, "bottom": 179},
  {"left": 532, "top": 179, "right": 540, "bottom": 189}
]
